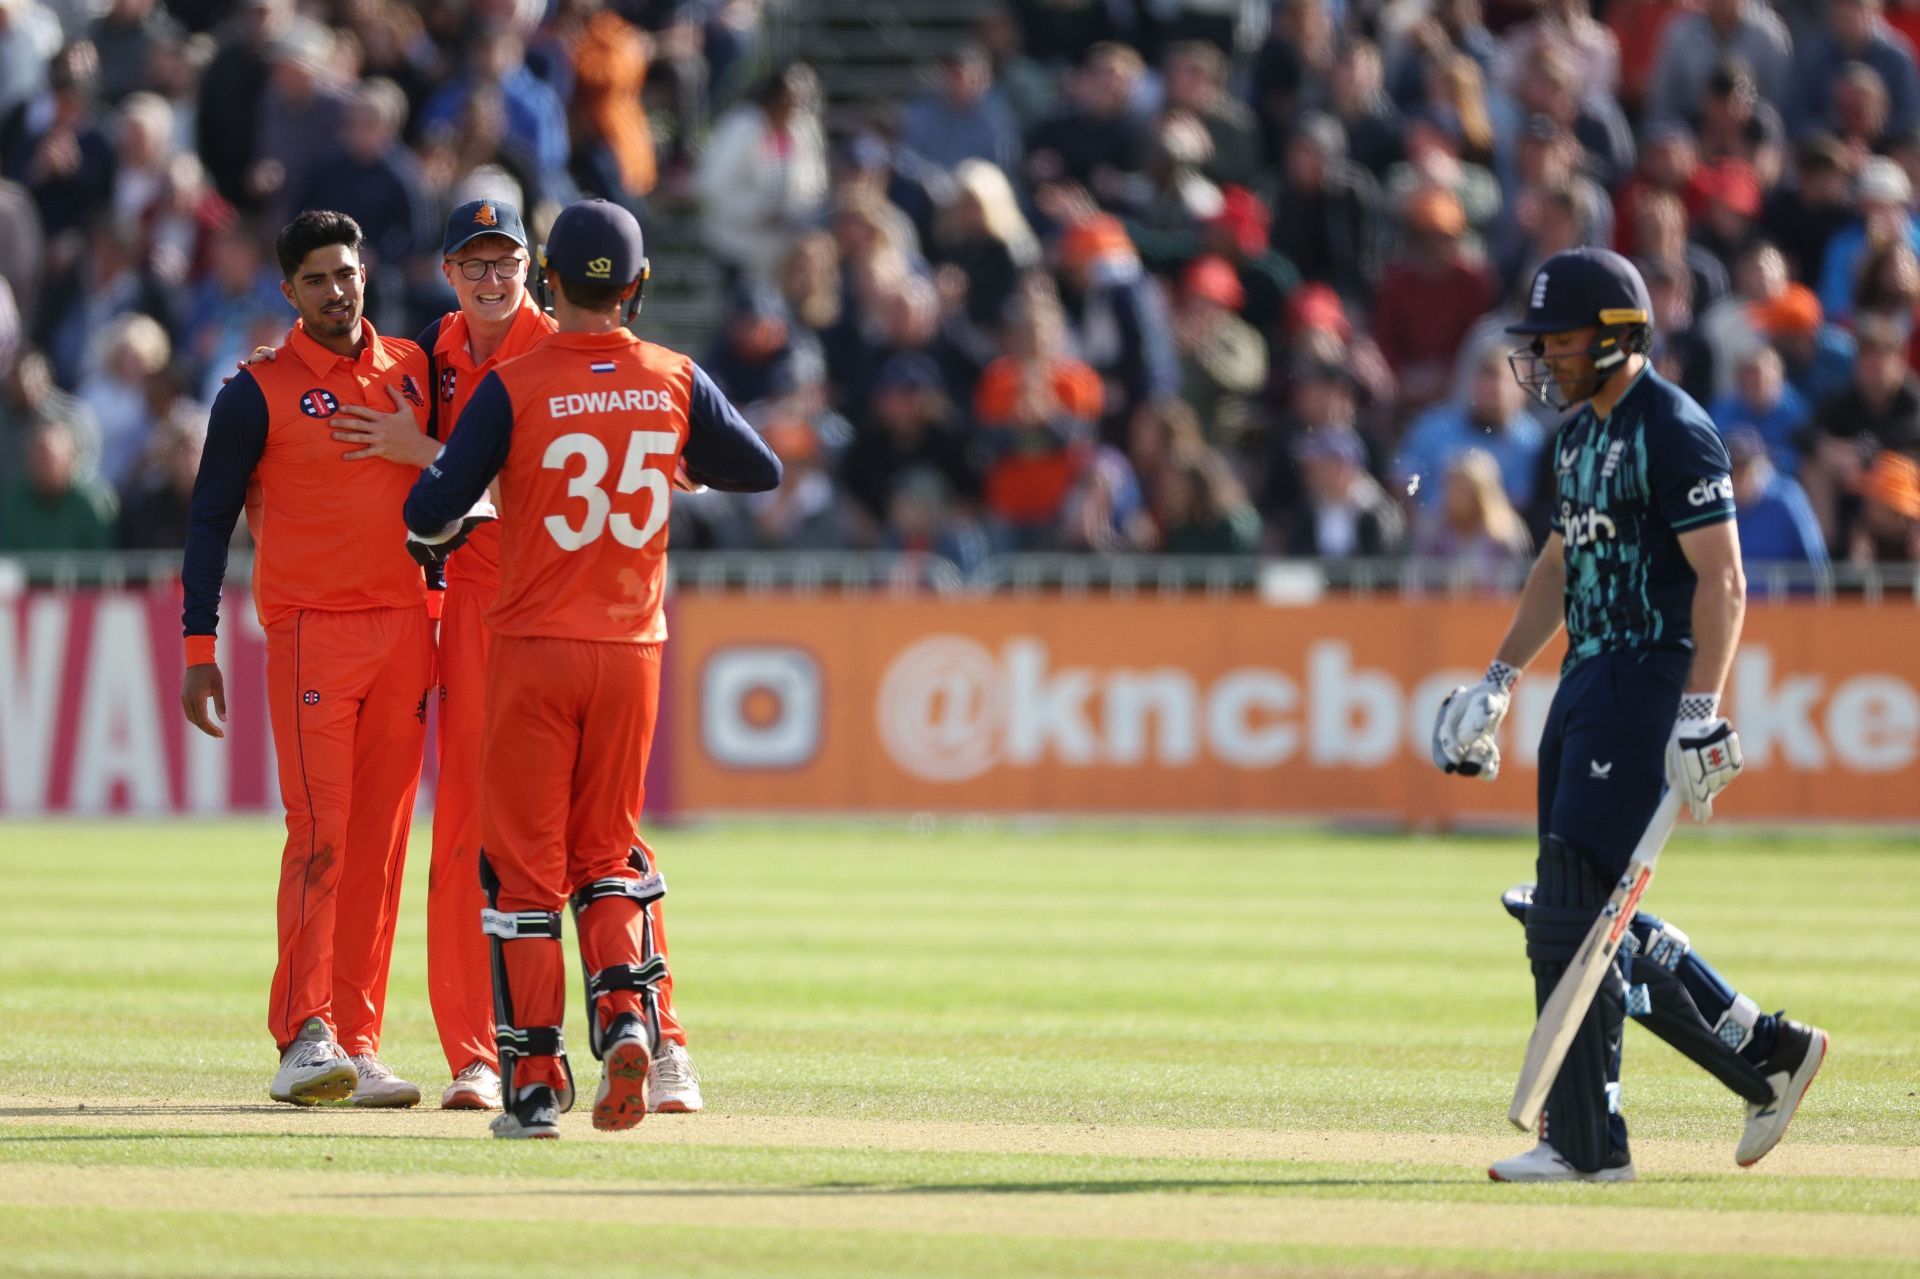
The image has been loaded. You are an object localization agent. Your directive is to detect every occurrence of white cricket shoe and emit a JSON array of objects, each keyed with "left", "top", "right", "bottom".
[
  {"left": 1489, "top": 1143, "right": 1636, "bottom": 1183},
  {"left": 441, "top": 1061, "right": 502, "bottom": 1111},
  {"left": 349, "top": 1053, "right": 422, "bottom": 1108},
  {"left": 269, "top": 1018, "right": 357, "bottom": 1106},
  {"left": 592, "top": 1014, "right": 652, "bottom": 1132},
  {"left": 1737, "top": 1017, "right": 1829, "bottom": 1167},
  {"left": 648, "top": 1041, "right": 703, "bottom": 1113}
]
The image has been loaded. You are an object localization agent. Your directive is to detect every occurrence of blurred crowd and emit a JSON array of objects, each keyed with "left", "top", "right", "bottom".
[{"left": 3, "top": 0, "right": 1920, "bottom": 573}]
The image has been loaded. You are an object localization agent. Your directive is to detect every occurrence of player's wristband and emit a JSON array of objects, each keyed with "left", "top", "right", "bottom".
[
  {"left": 1678, "top": 692, "right": 1720, "bottom": 721},
  {"left": 184, "top": 634, "right": 217, "bottom": 667},
  {"left": 1485, "top": 660, "right": 1520, "bottom": 692}
]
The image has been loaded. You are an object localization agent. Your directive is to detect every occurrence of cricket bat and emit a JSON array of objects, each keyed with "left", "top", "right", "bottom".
[{"left": 1509, "top": 786, "right": 1685, "bottom": 1132}]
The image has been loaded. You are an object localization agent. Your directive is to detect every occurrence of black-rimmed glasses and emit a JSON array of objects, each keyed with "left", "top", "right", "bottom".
[{"left": 451, "top": 256, "right": 526, "bottom": 281}]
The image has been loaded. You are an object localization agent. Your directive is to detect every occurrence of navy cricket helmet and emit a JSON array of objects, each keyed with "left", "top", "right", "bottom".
[
  {"left": 534, "top": 199, "right": 651, "bottom": 323},
  {"left": 1506, "top": 247, "right": 1653, "bottom": 409}
]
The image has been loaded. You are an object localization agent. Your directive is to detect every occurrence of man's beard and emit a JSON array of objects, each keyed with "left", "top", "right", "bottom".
[{"left": 312, "top": 301, "right": 360, "bottom": 336}]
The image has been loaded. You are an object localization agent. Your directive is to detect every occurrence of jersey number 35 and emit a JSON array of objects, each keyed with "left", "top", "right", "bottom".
[{"left": 542, "top": 429, "right": 678, "bottom": 551}]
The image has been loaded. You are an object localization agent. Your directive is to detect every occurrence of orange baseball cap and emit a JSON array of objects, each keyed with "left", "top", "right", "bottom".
[
  {"left": 1748, "top": 284, "right": 1822, "bottom": 337},
  {"left": 1403, "top": 186, "right": 1466, "bottom": 239},
  {"left": 1058, "top": 215, "right": 1136, "bottom": 271},
  {"left": 1287, "top": 283, "right": 1350, "bottom": 339},
  {"left": 1860, "top": 450, "right": 1920, "bottom": 518},
  {"left": 1181, "top": 254, "right": 1245, "bottom": 310}
]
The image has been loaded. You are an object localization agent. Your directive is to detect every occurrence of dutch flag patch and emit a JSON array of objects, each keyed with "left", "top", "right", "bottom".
[{"left": 590, "top": 361, "right": 616, "bottom": 374}]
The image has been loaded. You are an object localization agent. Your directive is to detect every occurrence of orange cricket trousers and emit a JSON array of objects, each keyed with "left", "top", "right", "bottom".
[
  {"left": 431, "top": 591, "right": 682, "bottom": 1079},
  {"left": 479, "top": 636, "right": 674, "bottom": 1092},
  {"left": 264, "top": 606, "right": 433, "bottom": 1054}
]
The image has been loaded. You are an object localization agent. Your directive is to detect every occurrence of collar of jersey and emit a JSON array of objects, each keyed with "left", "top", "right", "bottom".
[
  {"left": 1591, "top": 361, "right": 1650, "bottom": 423},
  {"left": 286, "top": 318, "right": 384, "bottom": 376},
  {"left": 437, "top": 296, "right": 552, "bottom": 368},
  {"left": 537, "top": 327, "right": 639, "bottom": 351}
]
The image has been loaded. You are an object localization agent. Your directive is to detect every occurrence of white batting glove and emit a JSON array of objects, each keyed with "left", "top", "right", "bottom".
[
  {"left": 1665, "top": 693, "right": 1744, "bottom": 823},
  {"left": 1432, "top": 661, "right": 1519, "bottom": 781}
]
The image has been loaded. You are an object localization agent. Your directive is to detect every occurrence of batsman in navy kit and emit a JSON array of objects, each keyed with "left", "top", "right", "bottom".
[{"left": 1430, "top": 248, "right": 1829, "bottom": 1182}]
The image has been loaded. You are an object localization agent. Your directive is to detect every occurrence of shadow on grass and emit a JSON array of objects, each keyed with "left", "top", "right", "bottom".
[
  {"left": 0, "top": 1106, "right": 293, "bottom": 1118},
  {"left": 300, "top": 1176, "right": 1466, "bottom": 1200}
]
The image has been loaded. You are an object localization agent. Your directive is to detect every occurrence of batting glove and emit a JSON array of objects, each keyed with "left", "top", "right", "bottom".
[
  {"left": 1665, "top": 693, "right": 1743, "bottom": 823},
  {"left": 407, "top": 499, "right": 497, "bottom": 570},
  {"left": 1432, "top": 660, "right": 1519, "bottom": 781}
]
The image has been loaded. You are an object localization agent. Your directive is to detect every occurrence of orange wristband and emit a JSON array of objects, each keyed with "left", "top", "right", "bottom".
[{"left": 184, "top": 635, "right": 217, "bottom": 667}]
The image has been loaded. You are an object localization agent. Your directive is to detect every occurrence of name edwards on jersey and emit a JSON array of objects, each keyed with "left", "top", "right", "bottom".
[{"left": 548, "top": 387, "right": 677, "bottom": 418}]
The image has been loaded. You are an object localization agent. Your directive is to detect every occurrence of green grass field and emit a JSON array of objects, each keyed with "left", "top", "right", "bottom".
[{"left": 2, "top": 818, "right": 1916, "bottom": 1278}]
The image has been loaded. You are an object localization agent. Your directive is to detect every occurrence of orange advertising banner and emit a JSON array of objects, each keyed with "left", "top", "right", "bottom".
[{"left": 666, "top": 597, "right": 1920, "bottom": 823}]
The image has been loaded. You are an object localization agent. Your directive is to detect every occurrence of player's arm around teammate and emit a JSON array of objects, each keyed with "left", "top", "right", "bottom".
[
  {"left": 180, "top": 211, "right": 438, "bottom": 1109},
  {"left": 404, "top": 199, "right": 778, "bottom": 1139}
]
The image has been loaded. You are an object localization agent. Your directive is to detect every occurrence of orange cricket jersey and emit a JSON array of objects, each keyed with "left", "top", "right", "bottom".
[
  {"left": 243, "top": 321, "right": 433, "bottom": 627},
  {"left": 486, "top": 329, "right": 693, "bottom": 643},
  {"left": 431, "top": 297, "right": 557, "bottom": 587}
]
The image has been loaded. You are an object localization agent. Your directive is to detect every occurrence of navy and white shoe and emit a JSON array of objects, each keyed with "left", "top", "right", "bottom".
[
  {"left": 592, "top": 1013, "right": 653, "bottom": 1132},
  {"left": 490, "top": 1084, "right": 561, "bottom": 1140},
  {"left": 1737, "top": 1017, "right": 1829, "bottom": 1167},
  {"left": 1489, "top": 1142, "right": 1635, "bottom": 1183}
]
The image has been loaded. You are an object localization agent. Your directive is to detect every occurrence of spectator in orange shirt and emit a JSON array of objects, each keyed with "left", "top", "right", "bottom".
[
  {"left": 1373, "top": 185, "right": 1496, "bottom": 413},
  {"left": 972, "top": 280, "right": 1101, "bottom": 547},
  {"left": 562, "top": 2, "right": 657, "bottom": 207},
  {"left": 1851, "top": 448, "right": 1920, "bottom": 562}
]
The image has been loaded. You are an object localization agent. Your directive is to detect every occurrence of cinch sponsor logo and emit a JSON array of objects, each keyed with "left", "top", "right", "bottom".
[
  {"left": 1688, "top": 475, "right": 1734, "bottom": 507},
  {"left": 1562, "top": 503, "right": 1618, "bottom": 547},
  {"left": 548, "top": 388, "right": 673, "bottom": 418}
]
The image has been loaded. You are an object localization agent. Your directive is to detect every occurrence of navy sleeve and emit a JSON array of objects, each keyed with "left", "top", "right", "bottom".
[
  {"left": 683, "top": 362, "right": 783, "bottom": 492},
  {"left": 416, "top": 317, "right": 445, "bottom": 439},
  {"left": 182, "top": 371, "right": 268, "bottom": 638},
  {"left": 404, "top": 371, "right": 513, "bottom": 535},
  {"left": 1653, "top": 402, "right": 1736, "bottom": 534}
]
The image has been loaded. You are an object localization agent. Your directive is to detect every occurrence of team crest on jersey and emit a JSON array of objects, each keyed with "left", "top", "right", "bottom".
[
  {"left": 1600, "top": 438, "right": 1626, "bottom": 480},
  {"left": 299, "top": 388, "right": 339, "bottom": 419},
  {"left": 439, "top": 368, "right": 458, "bottom": 402},
  {"left": 398, "top": 374, "right": 425, "bottom": 407}
]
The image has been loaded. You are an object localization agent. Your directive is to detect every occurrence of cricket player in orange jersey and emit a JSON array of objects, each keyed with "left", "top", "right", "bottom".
[
  {"left": 404, "top": 199, "right": 780, "bottom": 1138},
  {"left": 180, "top": 211, "right": 434, "bottom": 1108},
  {"left": 276, "top": 198, "right": 701, "bottom": 1111}
]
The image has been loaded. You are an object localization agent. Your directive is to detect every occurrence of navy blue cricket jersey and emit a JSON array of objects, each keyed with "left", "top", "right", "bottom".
[{"left": 1549, "top": 366, "right": 1735, "bottom": 672}]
